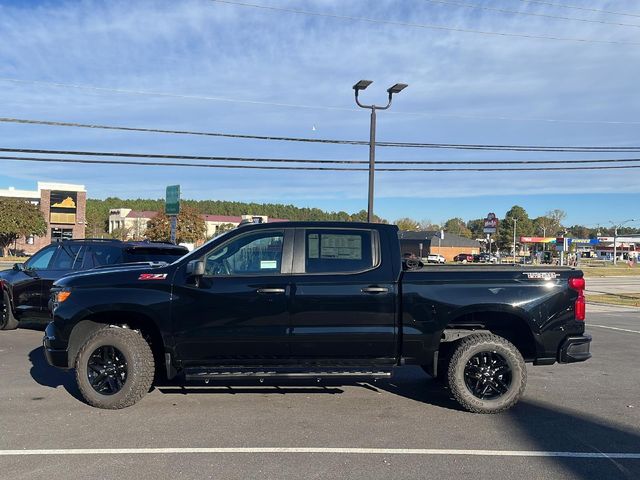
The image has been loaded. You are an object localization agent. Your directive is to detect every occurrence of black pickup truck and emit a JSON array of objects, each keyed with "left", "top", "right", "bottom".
[{"left": 43, "top": 222, "right": 591, "bottom": 413}]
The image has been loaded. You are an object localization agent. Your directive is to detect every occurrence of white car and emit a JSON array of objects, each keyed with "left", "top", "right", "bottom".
[{"left": 426, "top": 254, "right": 446, "bottom": 264}]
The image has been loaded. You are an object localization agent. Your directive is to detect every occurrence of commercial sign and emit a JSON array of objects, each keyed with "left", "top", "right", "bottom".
[
  {"left": 520, "top": 236, "right": 556, "bottom": 244},
  {"left": 49, "top": 191, "right": 77, "bottom": 225},
  {"left": 483, "top": 212, "right": 498, "bottom": 234}
]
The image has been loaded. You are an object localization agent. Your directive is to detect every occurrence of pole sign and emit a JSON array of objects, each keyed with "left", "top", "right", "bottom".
[
  {"left": 165, "top": 185, "right": 180, "bottom": 216},
  {"left": 483, "top": 212, "right": 498, "bottom": 234},
  {"left": 166, "top": 185, "right": 180, "bottom": 245}
]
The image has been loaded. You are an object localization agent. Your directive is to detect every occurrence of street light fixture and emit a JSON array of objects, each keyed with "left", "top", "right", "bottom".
[
  {"left": 610, "top": 218, "right": 636, "bottom": 265},
  {"left": 353, "top": 79, "right": 408, "bottom": 222}
]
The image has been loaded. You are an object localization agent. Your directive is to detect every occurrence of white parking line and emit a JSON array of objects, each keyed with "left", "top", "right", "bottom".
[
  {"left": 590, "top": 324, "right": 640, "bottom": 334},
  {"left": 0, "top": 447, "right": 639, "bottom": 459}
]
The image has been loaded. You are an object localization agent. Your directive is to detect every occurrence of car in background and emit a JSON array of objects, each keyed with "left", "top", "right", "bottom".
[
  {"left": 426, "top": 254, "right": 446, "bottom": 264},
  {"left": 0, "top": 239, "right": 188, "bottom": 330},
  {"left": 476, "top": 253, "right": 499, "bottom": 264},
  {"left": 454, "top": 253, "right": 474, "bottom": 263}
]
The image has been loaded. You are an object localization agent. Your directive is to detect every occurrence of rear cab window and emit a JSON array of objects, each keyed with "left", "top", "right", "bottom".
[{"left": 304, "top": 229, "right": 376, "bottom": 274}]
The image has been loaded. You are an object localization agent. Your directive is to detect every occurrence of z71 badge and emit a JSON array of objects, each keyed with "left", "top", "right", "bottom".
[
  {"left": 138, "top": 273, "right": 168, "bottom": 281},
  {"left": 524, "top": 272, "right": 560, "bottom": 280}
]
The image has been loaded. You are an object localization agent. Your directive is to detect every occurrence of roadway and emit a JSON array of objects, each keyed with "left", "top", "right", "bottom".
[
  {"left": 0, "top": 305, "right": 639, "bottom": 479},
  {"left": 585, "top": 276, "right": 640, "bottom": 295}
]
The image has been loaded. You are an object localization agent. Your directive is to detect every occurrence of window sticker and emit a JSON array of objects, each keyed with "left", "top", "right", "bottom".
[
  {"left": 260, "top": 260, "right": 278, "bottom": 269},
  {"left": 320, "top": 234, "right": 362, "bottom": 260}
]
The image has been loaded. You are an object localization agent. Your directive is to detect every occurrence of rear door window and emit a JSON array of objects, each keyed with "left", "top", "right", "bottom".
[{"left": 304, "top": 230, "right": 375, "bottom": 274}]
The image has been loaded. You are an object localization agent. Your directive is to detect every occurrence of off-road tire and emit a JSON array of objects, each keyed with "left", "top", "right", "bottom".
[
  {"left": 75, "top": 327, "right": 154, "bottom": 409},
  {"left": 0, "top": 291, "right": 19, "bottom": 330},
  {"left": 447, "top": 333, "right": 526, "bottom": 414}
]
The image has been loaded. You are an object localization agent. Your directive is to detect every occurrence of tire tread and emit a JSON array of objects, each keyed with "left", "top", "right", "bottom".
[{"left": 447, "top": 333, "right": 526, "bottom": 414}]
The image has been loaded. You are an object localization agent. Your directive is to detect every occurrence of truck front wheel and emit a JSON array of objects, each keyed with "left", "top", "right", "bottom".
[
  {"left": 74, "top": 327, "right": 155, "bottom": 409},
  {"left": 447, "top": 333, "right": 526, "bottom": 414}
]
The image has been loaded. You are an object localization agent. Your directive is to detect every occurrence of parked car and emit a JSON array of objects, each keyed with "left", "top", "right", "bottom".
[
  {"left": 426, "top": 254, "right": 446, "bottom": 264},
  {"left": 44, "top": 221, "right": 590, "bottom": 413},
  {"left": 454, "top": 253, "right": 474, "bottom": 263},
  {"left": 477, "top": 253, "right": 498, "bottom": 264},
  {"left": 0, "top": 239, "right": 188, "bottom": 330}
]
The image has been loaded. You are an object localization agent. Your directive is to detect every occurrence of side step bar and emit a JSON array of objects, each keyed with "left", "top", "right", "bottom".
[{"left": 184, "top": 366, "right": 393, "bottom": 382}]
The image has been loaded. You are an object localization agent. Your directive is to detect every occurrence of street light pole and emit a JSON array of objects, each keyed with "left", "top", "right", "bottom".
[
  {"left": 611, "top": 219, "right": 636, "bottom": 265},
  {"left": 353, "top": 80, "right": 408, "bottom": 222}
]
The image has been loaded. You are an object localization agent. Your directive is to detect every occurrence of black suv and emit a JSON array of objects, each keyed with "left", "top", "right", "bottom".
[{"left": 0, "top": 239, "right": 187, "bottom": 329}]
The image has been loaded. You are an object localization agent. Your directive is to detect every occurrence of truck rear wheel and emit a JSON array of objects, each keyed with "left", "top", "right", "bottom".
[
  {"left": 447, "top": 333, "right": 526, "bottom": 414},
  {"left": 74, "top": 327, "right": 154, "bottom": 409},
  {"left": 1, "top": 291, "right": 19, "bottom": 330}
]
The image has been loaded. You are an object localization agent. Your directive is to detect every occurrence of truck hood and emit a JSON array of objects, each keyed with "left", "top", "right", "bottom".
[{"left": 54, "top": 262, "right": 172, "bottom": 288}]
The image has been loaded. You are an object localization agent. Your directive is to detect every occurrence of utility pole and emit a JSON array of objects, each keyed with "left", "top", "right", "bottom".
[
  {"left": 513, "top": 218, "right": 518, "bottom": 265},
  {"left": 353, "top": 80, "right": 408, "bottom": 222}
]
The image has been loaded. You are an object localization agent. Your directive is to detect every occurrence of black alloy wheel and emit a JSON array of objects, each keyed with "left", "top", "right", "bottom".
[
  {"left": 463, "top": 351, "right": 513, "bottom": 400},
  {"left": 87, "top": 346, "right": 128, "bottom": 395}
]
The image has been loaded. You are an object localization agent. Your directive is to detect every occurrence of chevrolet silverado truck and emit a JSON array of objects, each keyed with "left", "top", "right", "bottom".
[{"left": 43, "top": 222, "right": 591, "bottom": 413}]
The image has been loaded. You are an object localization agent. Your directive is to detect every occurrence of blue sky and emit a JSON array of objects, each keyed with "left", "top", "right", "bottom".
[{"left": 0, "top": 0, "right": 639, "bottom": 227}]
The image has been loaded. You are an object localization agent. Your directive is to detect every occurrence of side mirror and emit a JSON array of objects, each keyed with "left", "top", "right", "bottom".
[
  {"left": 186, "top": 260, "right": 205, "bottom": 276},
  {"left": 13, "top": 263, "right": 24, "bottom": 272}
]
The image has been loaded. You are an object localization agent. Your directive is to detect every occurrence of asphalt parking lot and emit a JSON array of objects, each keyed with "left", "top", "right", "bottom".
[{"left": 1, "top": 304, "right": 639, "bottom": 480}]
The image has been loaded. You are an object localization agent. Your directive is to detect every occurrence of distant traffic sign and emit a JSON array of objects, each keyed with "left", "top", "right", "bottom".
[{"left": 165, "top": 185, "right": 180, "bottom": 215}]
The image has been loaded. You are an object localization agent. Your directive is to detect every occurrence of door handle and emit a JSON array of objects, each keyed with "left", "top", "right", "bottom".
[
  {"left": 256, "top": 288, "right": 286, "bottom": 294},
  {"left": 361, "top": 287, "right": 389, "bottom": 294}
]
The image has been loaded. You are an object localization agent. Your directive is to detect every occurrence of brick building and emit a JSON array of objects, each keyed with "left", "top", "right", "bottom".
[
  {"left": 398, "top": 230, "right": 481, "bottom": 262},
  {"left": 0, "top": 182, "right": 86, "bottom": 255}
]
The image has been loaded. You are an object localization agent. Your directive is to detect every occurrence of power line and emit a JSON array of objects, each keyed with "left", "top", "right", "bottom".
[
  {"left": 426, "top": 0, "right": 640, "bottom": 28},
  {"left": 513, "top": 0, "right": 640, "bottom": 19},
  {"left": 209, "top": 0, "right": 640, "bottom": 45},
  {"left": 3, "top": 117, "right": 640, "bottom": 152},
  {"left": 2, "top": 155, "right": 640, "bottom": 172},
  {"left": 3, "top": 147, "right": 640, "bottom": 165}
]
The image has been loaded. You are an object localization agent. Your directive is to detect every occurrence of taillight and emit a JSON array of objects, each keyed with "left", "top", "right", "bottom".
[{"left": 569, "top": 277, "right": 586, "bottom": 321}]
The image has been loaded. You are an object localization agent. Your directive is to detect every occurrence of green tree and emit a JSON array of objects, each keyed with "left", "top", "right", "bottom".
[
  {"left": 567, "top": 224, "right": 591, "bottom": 239},
  {"left": 497, "top": 205, "right": 534, "bottom": 252},
  {"left": 533, "top": 209, "right": 567, "bottom": 238},
  {"left": 395, "top": 217, "right": 421, "bottom": 231},
  {"left": 466, "top": 218, "right": 485, "bottom": 238},
  {"left": 0, "top": 198, "right": 47, "bottom": 256},
  {"left": 145, "top": 207, "right": 206, "bottom": 244},
  {"left": 443, "top": 217, "right": 472, "bottom": 238}
]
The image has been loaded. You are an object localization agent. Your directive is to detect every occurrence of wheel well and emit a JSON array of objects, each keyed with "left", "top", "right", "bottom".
[
  {"left": 68, "top": 312, "right": 165, "bottom": 375},
  {"left": 444, "top": 311, "right": 537, "bottom": 361}
]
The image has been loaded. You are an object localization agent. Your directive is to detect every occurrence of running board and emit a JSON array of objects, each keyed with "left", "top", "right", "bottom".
[{"left": 184, "top": 366, "right": 393, "bottom": 382}]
